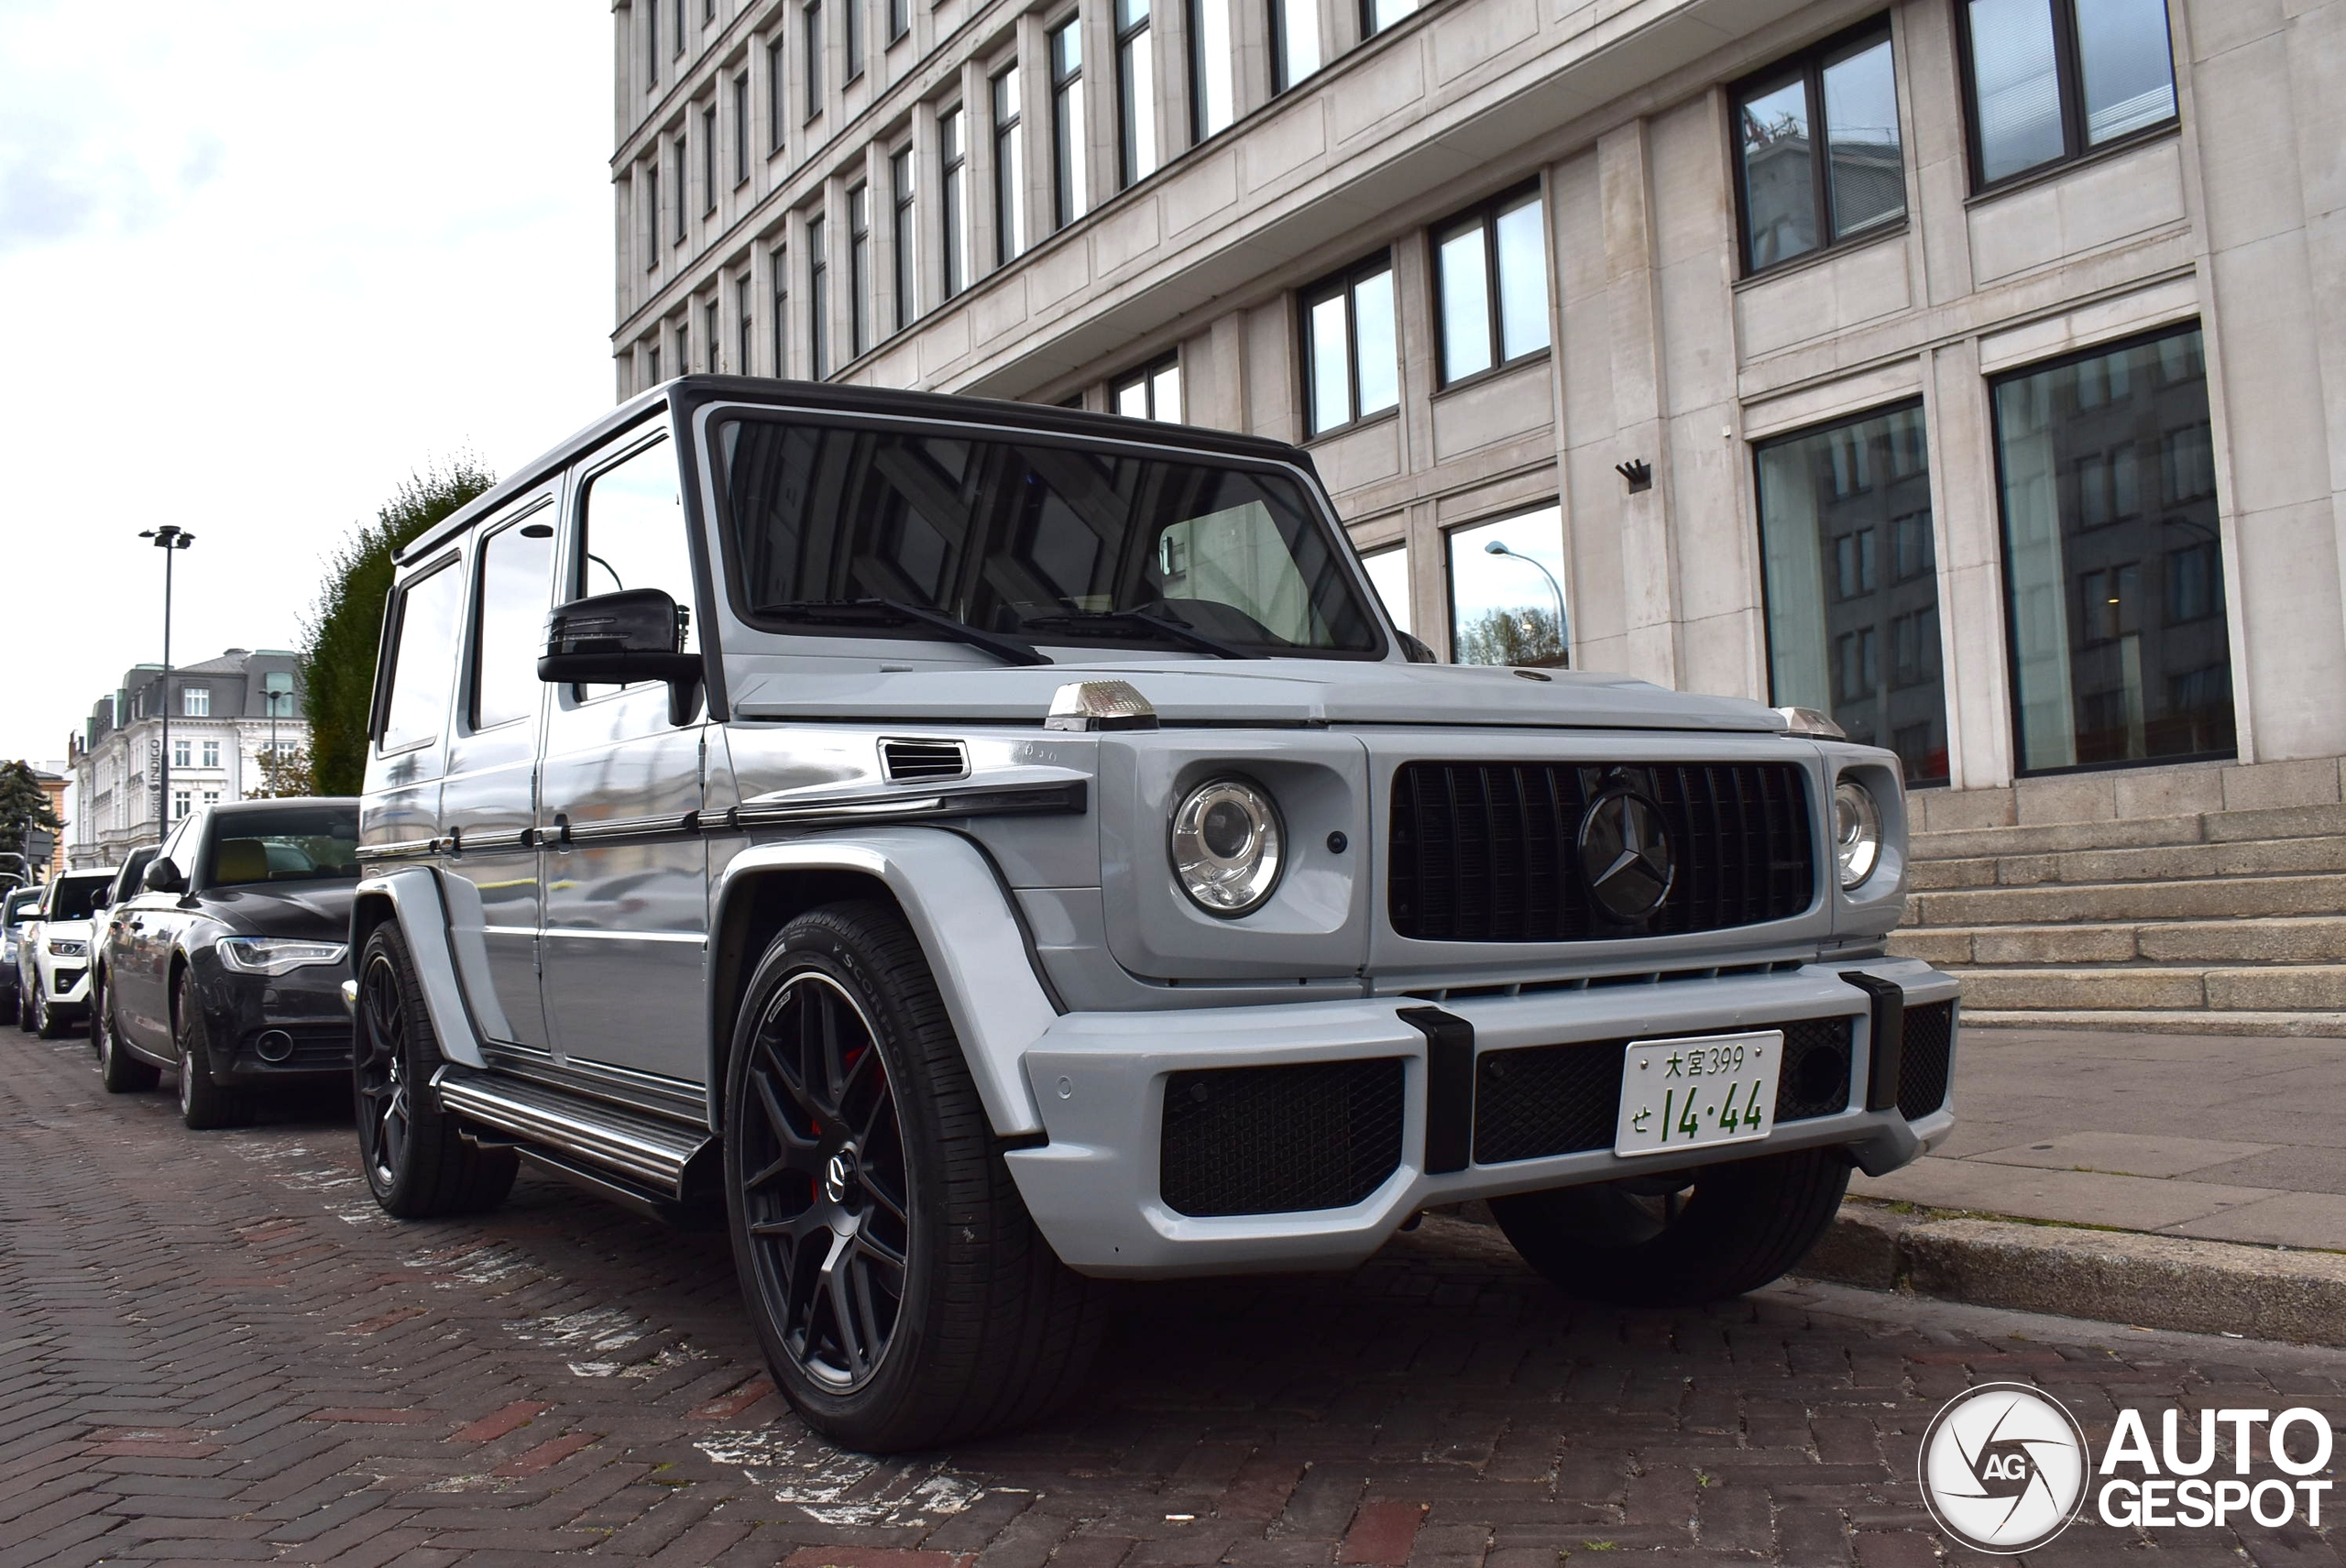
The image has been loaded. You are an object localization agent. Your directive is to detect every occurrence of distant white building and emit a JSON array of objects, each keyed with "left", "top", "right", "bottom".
[{"left": 66, "top": 650, "right": 310, "bottom": 870}]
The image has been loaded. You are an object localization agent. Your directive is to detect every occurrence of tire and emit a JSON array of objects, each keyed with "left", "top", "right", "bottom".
[
  {"left": 95, "top": 972, "right": 159, "bottom": 1093},
  {"left": 725, "top": 901, "right": 1104, "bottom": 1453},
  {"left": 355, "top": 923, "right": 516, "bottom": 1218},
  {"left": 28, "top": 981, "right": 53, "bottom": 1038},
  {"left": 1489, "top": 1146, "right": 1852, "bottom": 1308},
  {"left": 176, "top": 978, "right": 253, "bottom": 1130}
]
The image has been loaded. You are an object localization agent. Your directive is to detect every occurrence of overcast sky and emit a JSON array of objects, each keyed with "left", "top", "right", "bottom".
[{"left": 0, "top": 0, "right": 612, "bottom": 767}]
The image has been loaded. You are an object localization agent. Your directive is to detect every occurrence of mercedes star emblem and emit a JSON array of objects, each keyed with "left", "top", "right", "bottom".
[{"left": 1578, "top": 786, "right": 1675, "bottom": 922}]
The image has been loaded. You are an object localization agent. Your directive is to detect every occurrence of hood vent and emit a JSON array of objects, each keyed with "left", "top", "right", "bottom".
[{"left": 881, "top": 739, "right": 970, "bottom": 784}]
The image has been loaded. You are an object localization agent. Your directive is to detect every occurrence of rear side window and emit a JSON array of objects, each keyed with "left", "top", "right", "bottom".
[
  {"left": 472, "top": 511, "right": 557, "bottom": 729},
  {"left": 380, "top": 558, "right": 465, "bottom": 752}
]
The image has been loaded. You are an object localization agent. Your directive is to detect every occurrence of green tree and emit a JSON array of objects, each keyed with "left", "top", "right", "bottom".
[
  {"left": 249, "top": 743, "right": 316, "bottom": 799},
  {"left": 301, "top": 459, "right": 496, "bottom": 796},
  {"left": 0, "top": 761, "right": 63, "bottom": 879}
]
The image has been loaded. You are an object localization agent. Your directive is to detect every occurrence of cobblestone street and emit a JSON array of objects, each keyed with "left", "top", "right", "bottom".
[{"left": 2, "top": 1033, "right": 2338, "bottom": 1568}]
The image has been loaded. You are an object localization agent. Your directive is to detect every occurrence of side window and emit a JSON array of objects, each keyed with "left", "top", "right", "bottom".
[
  {"left": 472, "top": 510, "right": 557, "bottom": 730},
  {"left": 574, "top": 435, "right": 694, "bottom": 701},
  {"left": 379, "top": 558, "right": 465, "bottom": 752}
]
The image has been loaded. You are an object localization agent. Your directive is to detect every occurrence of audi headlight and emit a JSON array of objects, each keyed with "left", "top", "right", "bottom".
[
  {"left": 1834, "top": 779, "right": 1883, "bottom": 890},
  {"left": 46, "top": 938, "right": 85, "bottom": 958},
  {"left": 218, "top": 938, "right": 348, "bottom": 976},
  {"left": 1169, "top": 777, "right": 1284, "bottom": 916}
]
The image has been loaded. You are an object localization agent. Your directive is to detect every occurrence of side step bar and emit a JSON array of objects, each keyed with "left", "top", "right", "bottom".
[{"left": 432, "top": 1066, "right": 712, "bottom": 1199}]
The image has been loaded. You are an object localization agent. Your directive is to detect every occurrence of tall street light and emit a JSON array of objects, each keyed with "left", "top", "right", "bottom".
[
  {"left": 141, "top": 525, "right": 195, "bottom": 839},
  {"left": 1484, "top": 539, "right": 1570, "bottom": 667}
]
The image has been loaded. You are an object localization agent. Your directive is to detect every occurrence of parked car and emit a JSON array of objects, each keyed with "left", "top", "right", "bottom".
[
  {"left": 15, "top": 868, "right": 115, "bottom": 1037},
  {"left": 1, "top": 884, "right": 40, "bottom": 1023},
  {"left": 94, "top": 799, "right": 360, "bottom": 1124},
  {"left": 350, "top": 376, "right": 1958, "bottom": 1453},
  {"left": 84, "top": 845, "right": 157, "bottom": 1053}
]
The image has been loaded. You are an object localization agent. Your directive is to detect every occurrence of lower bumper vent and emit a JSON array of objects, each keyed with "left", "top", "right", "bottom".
[
  {"left": 1474, "top": 1016, "right": 1858, "bottom": 1166},
  {"left": 1159, "top": 1058, "right": 1406, "bottom": 1218},
  {"left": 1897, "top": 1002, "right": 1956, "bottom": 1119}
]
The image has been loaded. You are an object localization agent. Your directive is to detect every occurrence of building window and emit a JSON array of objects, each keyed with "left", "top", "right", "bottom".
[
  {"left": 891, "top": 145, "right": 918, "bottom": 330},
  {"left": 1049, "top": 17, "right": 1086, "bottom": 231},
  {"left": 701, "top": 104, "right": 718, "bottom": 212},
  {"left": 1116, "top": 0, "right": 1157, "bottom": 189},
  {"left": 183, "top": 686, "right": 210, "bottom": 718},
  {"left": 737, "top": 273, "right": 754, "bottom": 373},
  {"left": 1432, "top": 184, "right": 1549, "bottom": 386},
  {"left": 770, "top": 242, "right": 788, "bottom": 373},
  {"left": 1300, "top": 254, "right": 1398, "bottom": 437},
  {"left": 733, "top": 73, "right": 751, "bottom": 184},
  {"left": 848, "top": 181, "right": 872, "bottom": 357},
  {"left": 643, "top": 163, "right": 662, "bottom": 268},
  {"left": 1992, "top": 324, "right": 2231, "bottom": 773},
  {"left": 806, "top": 216, "right": 829, "bottom": 377},
  {"left": 843, "top": 0, "right": 864, "bottom": 82},
  {"left": 201, "top": 740, "right": 220, "bottom": 768},
  {"left": 704, "top": 295, "right": 722, "bottom": 369},
  {"left": 174, "top": 739, "right": 192, "bottom": 768},
  {"left": 1447, "top": 507, "right": 1566, "bottom": 668},
  {"left": 674, "top": 0, "right": 686, "bottom": 54},
  {"left": 1189, "top": 0, "right": 1233, "bottom": 142},
  {"left": 1111, "top": 353, "right": 1180, "bottom": 421},
  {"left": 1733, "top": 18, "right": 1905, "bottom": 276},
  {"left": 768, "top": 35, "right": 787, "bottom": 149},
  {"left": 889, "top": 0, "right": 909, "bottom": 43},
  {"left": 940, "top": 104, "right": 970, "bottom": 297},
  {"left": 992, "top": 65, "right": 1025, "bottom": 268},
  {"left": 1962, "top": 0, "right": 2176, "bottom": 189},
  {"left": 174, "top": 791, "right": 192, "bottom": 820},
  {"left": 1269, "top": 0, "right": 1320, "bottom": 92},
  {"left": 676, "top": 315, "right": 691, "bottom": 372},
  {"left": 803, "top": 0, "right": 824, "bottom": 121},
  {"left": 1361, "top": 0, "right": 1417, "bottom": 39},
  {"left": 1756, "top": 403, "right": 1946, "bottom": 784},
  {"left": 673, "top": 132, "right": 690, "bottom": 242},
  {"left": 646, "top": 0, "right": 660, "bottom": 86},
  {"left": 646, "top": 343, "right": 662, "bottom": 384},
  {"left": 1361, "top": 545, "right": 1411, "bottom": 637}
]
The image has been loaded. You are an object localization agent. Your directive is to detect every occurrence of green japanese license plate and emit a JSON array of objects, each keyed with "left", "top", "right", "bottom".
[{"left": 1613, "top": 1030, "right": 1781, "bottom": 1158}]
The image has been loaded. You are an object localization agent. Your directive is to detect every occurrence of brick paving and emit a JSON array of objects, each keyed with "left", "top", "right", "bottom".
[{"left": 1, "top": 1033, "right": 2339, "bottom": 1568}]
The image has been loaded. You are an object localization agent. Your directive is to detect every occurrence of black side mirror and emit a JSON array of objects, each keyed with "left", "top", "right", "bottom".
[
  {"left": 538, "top": 587, "right": 704, "bottom": 726},
  {"left": 143, "top": 858, "right": 185, "bottom": 894}
]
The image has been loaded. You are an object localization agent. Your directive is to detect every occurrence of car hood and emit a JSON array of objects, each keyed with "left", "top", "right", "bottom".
[
  {"left": 728, "top": 657, "right": 1785, "bottom": 733},
  {"left": 205, "top": 882, "right": 358, "bottom": 939},
  {"left": 40, "top": 918, "right": 94, "bottom": 943}
]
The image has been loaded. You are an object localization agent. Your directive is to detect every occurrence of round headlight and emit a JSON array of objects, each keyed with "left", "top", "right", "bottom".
[
  {"left": 1169, "top": 777, "right": 1284, "bottom": 916},
  {"left": 1834, "top": 778, "right": 1883, "bottom": 890}
]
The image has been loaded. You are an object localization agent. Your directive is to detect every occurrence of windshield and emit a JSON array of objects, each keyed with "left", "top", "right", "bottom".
[
  {"left": 715, "top": 417, "right": 1384, "bottom": 657},
  {"left": 49, "top": 876, "right": 109, "bottom": 921},
  {"left": 5, "top": 890, "right": 37, "bottom": 927},
  {"left": 203, "top": 806, "right": 363, "bottom": 888}
]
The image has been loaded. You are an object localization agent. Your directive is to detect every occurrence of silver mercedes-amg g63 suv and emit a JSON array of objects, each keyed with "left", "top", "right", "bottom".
[{"left": 353, "top": 376, "right": 1957, "bottom": 1452}]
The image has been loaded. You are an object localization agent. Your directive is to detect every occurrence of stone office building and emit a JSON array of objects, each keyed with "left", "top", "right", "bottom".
[{"left": 612, "top": 0, "right": 2346, "bottom": 1030}]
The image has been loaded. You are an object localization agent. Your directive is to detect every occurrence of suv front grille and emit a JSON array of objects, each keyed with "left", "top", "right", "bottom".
[
  {"left": 1158, "top": 1058, "right": 1405, "bottom": 1217},
  {"left": 1387, "top": 762, "right": 1814, "bottom": 943},
  {"left": 1474, "top": 1015, "right": 1856, "bottom": 1165},
  {"left": 1897, "top": 1001, "right": 1956, "bottom": 1119}
]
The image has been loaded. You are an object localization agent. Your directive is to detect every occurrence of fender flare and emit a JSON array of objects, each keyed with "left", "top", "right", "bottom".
[
  {"left": 349, "top": 868, "right": 488, "bottom": 1069},
  {"left": 707, "top": 828, "right": 1058, "bottom": 1137}
]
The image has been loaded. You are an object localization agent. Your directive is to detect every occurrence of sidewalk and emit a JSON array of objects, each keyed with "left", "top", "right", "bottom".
[{"left": 1851, "top": 1025, "right": 2346, "bottom": 1252}]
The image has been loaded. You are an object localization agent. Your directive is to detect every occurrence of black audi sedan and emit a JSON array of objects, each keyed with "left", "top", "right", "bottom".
[{"left": 94, "top": 797, "right": 361, "bottom": 1128}]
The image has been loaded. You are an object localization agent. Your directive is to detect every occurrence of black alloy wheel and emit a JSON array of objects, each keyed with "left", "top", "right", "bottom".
[
  {"left": 725, "top": 902, "right": 1104, "bottom": 1453},
  {"left": 736, "top": 970, "right": 914, "bottom": 1394},
  {"left": 94, "top": 970, "right": 159, "bottom": 1092},
  {"left": 353, "top": 923, "right": 515, "bottom": 1218}
]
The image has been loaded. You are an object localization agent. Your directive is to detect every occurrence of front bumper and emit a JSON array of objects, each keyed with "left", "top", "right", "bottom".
[
  {"left": 41, "top": 961, "right": 90, "bottom": 1010},
  {"left": 190, "top": 956, "right": 355, "bottom": 1084},
  {"left": 1005, "top": 958, "right": 1957, "bottom": 1277}
]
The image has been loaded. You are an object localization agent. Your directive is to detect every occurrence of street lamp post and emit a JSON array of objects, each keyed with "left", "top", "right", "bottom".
[
  {"left": 1483, "top": 540, "right": 1570, "bottom": 667},
  {"left": 140, "top": 525, "right": 195, "bottom": 838}
]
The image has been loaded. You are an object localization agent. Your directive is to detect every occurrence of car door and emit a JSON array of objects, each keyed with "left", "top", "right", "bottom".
[
  {"left": 120, "top": 812, "right": 201, "bottom": 1053},
  {"left": 537, "top": 425, "right": 709, "bottom": 1083},
  {"left": 439, "top": 490, "right": 561, "bottom": 1053}
]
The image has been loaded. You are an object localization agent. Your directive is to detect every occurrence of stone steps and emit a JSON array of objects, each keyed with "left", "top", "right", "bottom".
[
  {"left": 1890, "top": 914, "right": 2346, "bottom": 968},
  {"left": 1910, "top": 833, "right": 2346, "bottom": 891},
  {"left": 1946, "top": 964, "right": 2346, "bottom": 1014},
  {"left": 1911, "top": 802, "right": 2346, "bottom": 861},
  {"left": 1911, "top": 870, "right": 2346, "bottom": 927}
]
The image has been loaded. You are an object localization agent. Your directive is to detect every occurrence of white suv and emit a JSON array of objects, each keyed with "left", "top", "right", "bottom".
[{"left": 15, "top": 869, "right": 114, "bottom": 1038}]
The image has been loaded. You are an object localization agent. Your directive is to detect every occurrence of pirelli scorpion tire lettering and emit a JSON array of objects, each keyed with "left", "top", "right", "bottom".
[
  {"left": 1490, "top": 1146, "right": 1852, "bottom": 1308},
  {"left": 724, "top": 900, "right": 1106, "bottom": 1454},
  {"left": 354, "top": 922, "right": 518, "bottom": 1218}
]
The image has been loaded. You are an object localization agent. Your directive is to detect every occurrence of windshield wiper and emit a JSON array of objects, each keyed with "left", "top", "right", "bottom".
[
  {"left": 751, "top": 598, "right": 1052, "bottom": 667},
  {"left": 1016, "top": 609, "right": 1261, "bottom": 661}
]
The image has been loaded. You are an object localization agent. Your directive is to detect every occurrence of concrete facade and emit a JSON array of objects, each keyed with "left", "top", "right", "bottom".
[
  {"left": 66, "top": 651, "right": 312, "bottom": 869},
  {"left": 610, "top": 0, "right": 2346, "bottom": 819}
]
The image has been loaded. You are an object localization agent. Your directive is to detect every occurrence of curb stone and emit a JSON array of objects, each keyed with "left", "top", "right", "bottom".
[{"left": 1794, "top": 1201, "right": 2346, "bottom": 1347}]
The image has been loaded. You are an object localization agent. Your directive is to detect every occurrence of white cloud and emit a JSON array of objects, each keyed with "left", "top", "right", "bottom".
[{"left": 0, "top": 0, "right": 613, "bottom": 769}]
